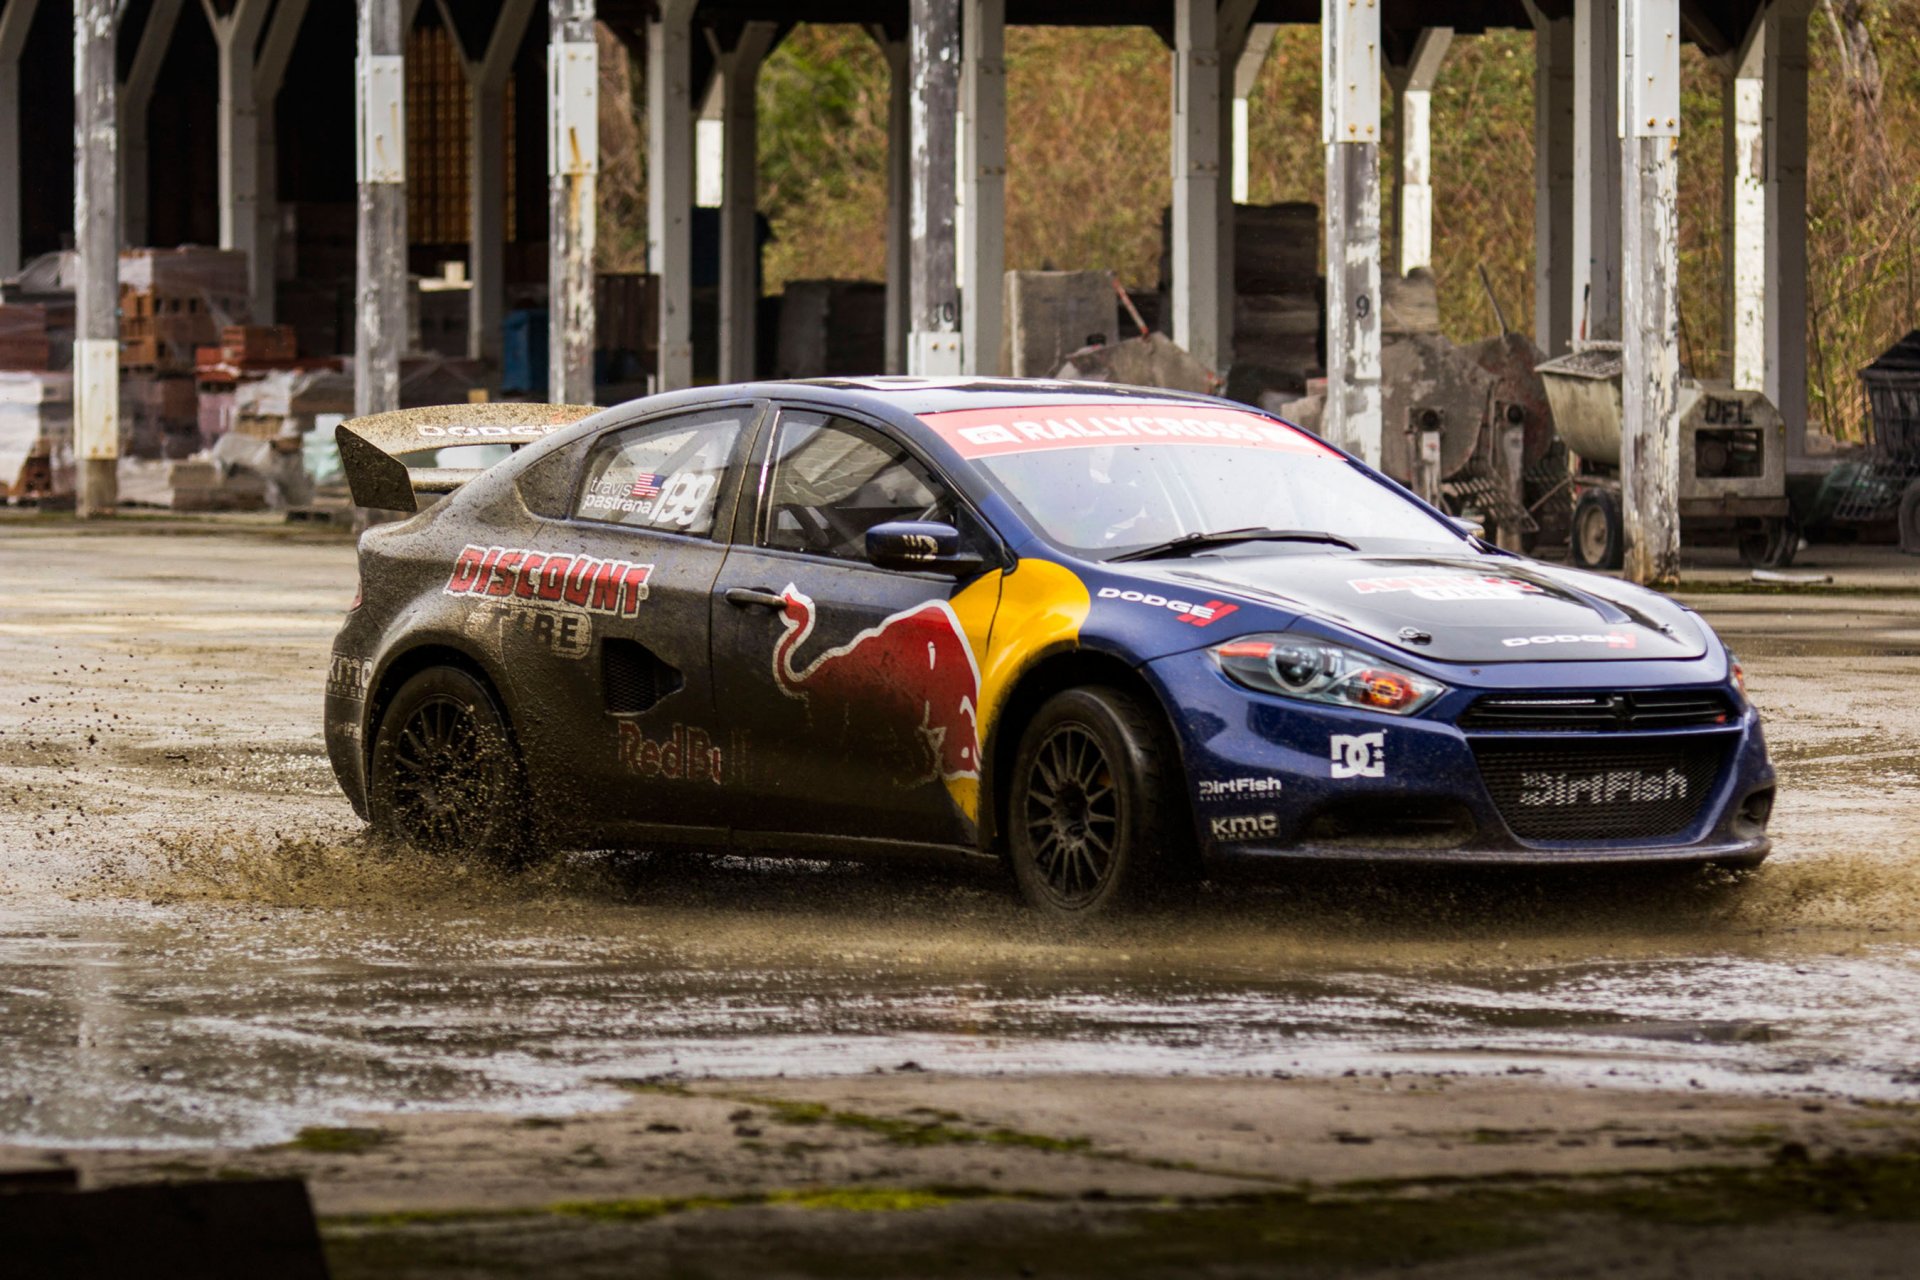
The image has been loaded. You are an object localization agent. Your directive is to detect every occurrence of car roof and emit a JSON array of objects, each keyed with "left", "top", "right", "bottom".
[{"left": 773, "top": 376, "right": 1230, "bottom": 418}]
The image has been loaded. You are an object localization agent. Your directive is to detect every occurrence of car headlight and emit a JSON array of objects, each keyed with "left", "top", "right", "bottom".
[
  {"left": 1211, "top": 635, "right": 1446, "bottom": 716},
  {"left": 1727, "top": 648, "right": 1748, "bottom": 704}
]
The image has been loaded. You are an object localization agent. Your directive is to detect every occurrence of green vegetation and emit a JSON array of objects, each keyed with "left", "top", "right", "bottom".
[
  {"left": 750, "top": 1094, "right": 1094, "bottom": 1153},
  {"left": 598, "top": 9, "right": 1920, "bottom": 442},
  {"left": 285, "top": 1126, "right": 392, "bottom": 1155}
]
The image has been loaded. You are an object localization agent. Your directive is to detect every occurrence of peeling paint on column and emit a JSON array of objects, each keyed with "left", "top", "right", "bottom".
[
  {"left": 549, "top": 5, "right": 598, "bottom": 405},
  {"left": 908, "top": 0, "right": 961, "bottom": 375},
  {"left": 1321, "top": 0, "right": 1383, "bottom": 468},
  {"left": 73, "top": 0, "right": 119, "bottom": 515},
  {"left": 355, "top": 0, "right": 405, "bottom": 420}
]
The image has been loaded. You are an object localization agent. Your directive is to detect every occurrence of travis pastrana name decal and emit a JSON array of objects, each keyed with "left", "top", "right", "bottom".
[{"left": 445, "top": 545, "right": 652, "bottom": 617}]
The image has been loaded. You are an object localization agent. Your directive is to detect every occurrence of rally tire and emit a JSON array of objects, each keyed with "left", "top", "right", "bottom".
[
  {"left": 1007, "top": 686, "right": 1185, "bottom": 919},
  {"left": 368, "top": 666, "right": 529, "bottom": 866}
]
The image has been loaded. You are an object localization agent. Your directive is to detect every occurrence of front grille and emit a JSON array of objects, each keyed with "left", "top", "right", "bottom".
[
  {"left": 1459, "top": 690, "right": 1735, "bottom": 732},
  {"left": 1473, "top": 737, "right": 1728, "bottom": 842}
]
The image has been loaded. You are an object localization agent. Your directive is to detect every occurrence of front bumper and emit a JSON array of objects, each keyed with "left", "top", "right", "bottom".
[{"left": 1144, "top": 649, "right": 1775, "bottom": 869}]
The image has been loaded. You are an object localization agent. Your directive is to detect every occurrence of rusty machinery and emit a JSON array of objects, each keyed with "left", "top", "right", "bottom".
[{"left": 1536, "top": 342, "right": 1794, "bottom": 569}]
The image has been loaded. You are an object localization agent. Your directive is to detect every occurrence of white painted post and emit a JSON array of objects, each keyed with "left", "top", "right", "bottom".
[
  {"left": 695, "top": 85, "right": 723, "bottom": 210},
  {"left": 1619, "top": 0, "right": 1681, "bottom": 585},
  {"left": 1763, "top": 1, "right": 1811, "bottom": 460},
  {"left": 1726, "top": 25, "right": 1765, "bottom": 391},
  {"left": 908, "top": 0, "right": 961, "bottom": 375},
  {"left": 1321, "top": 0, "right": 1383, "bottom": 466},
  {"left": 1386, "top": 28, "right": 1450, "bottom": 277},
  {"left": 119, "top": 0, "right": 180, "bottom": 251},
  {"left": 459, "top": 0, "right": 533, "bottom": 368},
  {"left": 74, "top": 0, "right": 118, "bottom": 516},
  {"left": 1171, "top": 0, "right": 1221, "bottom": 375},
  {"left": 718, "top": 22, "right": 777, "bottom": 383},
  {"left": 1230, "top": 23, "right": 1277, "bottom": 206},
  {"left": 1528, "top": 0, "right": 1576, "bottom": 353},
  {"left": 0, "top": 0, "right": 37, "bottom": 276},
  {"left": 355, "top": 0, "right": 406, "bottom": 418},
  {"left": 648, "top": 0, "right": 694, "bottom": 390},
  {"left": 253, "top": 0, "right": 311, "bottom": 323},
  {"left": 1215, "top": 2, "right": 1256, "bottom": 373},
  {"left": 206, "top": 0, "right": 271, "bottom": 320},
  {"left": 960, "top": 0, "right": 1004, "bottom": 376},
  {"left": 549, "top": 0, "right": 597, "bottom": 405},
  {"left": 1573, "top": 0, "right": 1622, "bottom": 341}
]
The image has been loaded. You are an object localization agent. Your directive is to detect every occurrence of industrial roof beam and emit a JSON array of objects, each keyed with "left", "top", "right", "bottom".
[
  {"left": 1619, "top": 0, "right": 1682, "bottom": 585},
  {"left": 1322, "top": 0, "right": 1384, "bottom": 466},
  {"left": 253, "top": 0, "right": 312, "bottom": 323},
  {"left": 1384, "top": 27, "right": 1451, "bottom": 278},
  {"left": 436, "top": 0, "right": 534, "bottom": 369},
  {"left": 202, "top": 0, "right": 272, "bottom": 318},
  {"left": 649, "top": 0, "right": 694, "bottom": 389},
  {"left": 550, "top": 0, "right": 599, "bottom": 404},
  {"left": 909, "top": 0, "right": 962, "bottom": 374},
  {"left": 356, "top": 0, "right": 407, "bottom": 418},
  {"left": 120, "top": 0, "right": 182, "bottom": 250},
  {"left": 961, "top": 0, "right": 1004, "bottom": 375},
  {"left": 75, "top": 0, "right": 119, "bottom": 516}
]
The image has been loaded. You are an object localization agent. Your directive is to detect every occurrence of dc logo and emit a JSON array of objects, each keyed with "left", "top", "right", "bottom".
[{"left": 1330, "top": 732, "right": 1386, "bottom": 779}]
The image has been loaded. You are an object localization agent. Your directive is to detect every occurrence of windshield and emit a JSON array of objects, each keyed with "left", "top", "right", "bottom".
[{"left": 918, "top": 402, "right": 1468, "bottom": 559}]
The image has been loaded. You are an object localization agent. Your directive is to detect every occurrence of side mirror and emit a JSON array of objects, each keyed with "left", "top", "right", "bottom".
[{"left": 865, "top": 520, "right": 983, "bottom": 575}]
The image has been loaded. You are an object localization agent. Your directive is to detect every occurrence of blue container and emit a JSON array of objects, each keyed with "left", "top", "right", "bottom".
[{"left": 502, "top": 308, "right": 549, "bottom": 395}]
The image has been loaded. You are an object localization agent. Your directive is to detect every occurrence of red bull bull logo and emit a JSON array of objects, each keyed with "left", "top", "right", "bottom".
[{"left": 771, "top": 585, "right": 981, "bottom": 784}]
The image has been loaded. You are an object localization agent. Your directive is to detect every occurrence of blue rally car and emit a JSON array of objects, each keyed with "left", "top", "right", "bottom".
[{"left": 325, "top": 379, "right": 1774, "bottom": 918}]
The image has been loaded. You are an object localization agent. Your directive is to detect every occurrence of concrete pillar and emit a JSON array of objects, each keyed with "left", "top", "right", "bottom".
[
  {"left": 74, "top": 0, "right": 117, "bottom": 516},
  {"left": 1763, "top": 1, "right": 1811, "bottom": 459},
  {"left": 1725, "top": 32, "right": 1765, "bottom": 391},
  {"left": 648, "top": 0, "right": 693, "bottom": 390},
  {"left": 960, "top": 0, "right": 1004, "bottom": 376},
  {"left": 1619, "top": 0, "right": 1681, "bottom": 585},
  {"left": 909, "top": 0, "right": 961, "bottom": 375},
  {"left": 1386, "top": 28, "right": 1451, "bottom": 277},
  {"left": 119, "top": 0, "right": 180, "bottom": 250},
  {"left": 548, "top": 0, "right": 597, "bottom": 404},
  {"left": 206, "top": 0, "right": 271, "bottom": 319},
  {"left": 452, "top": 0, "right": 533, "bottom": 368},
  {"left": 0, "top": 0, "right": 36, "bottom": 276},
  {"left": 1321, "top": 0, "right": 1383, "bottom": 465},
  {"left": 355, "top": 0, "right": 406, "bottom": 418},
  {"left": 1215, "top": 3, "right": 1255, "bottom": 372},
  {"left": 1529, "top": 2, "right": 1576, "bottom": 353},
  {"left": 1170, "top": 0, "right": 1221, "bottom": 374},
  {"left": 253, "top": 0, "right": 311, "bottom": 323},
  {"left": 1230, "top": 22, "right": 1278, "bottom": 205},
  {"left": 1573, "top": 0, "right": 1622, "bottom": 341},
  {"left": 718, "top": 23, "right": 777, "bottom": 383},
  {"left": 881, "top": 37, "right": 910, "bottom": 373},
  {"left": 695, "top": 85, "right": 723, "bottom": 209}
]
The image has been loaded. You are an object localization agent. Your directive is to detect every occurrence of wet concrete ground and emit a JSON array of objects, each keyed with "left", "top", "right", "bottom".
[{"left": 5, "top": 519, "right": 1920, "bottom": 1274}]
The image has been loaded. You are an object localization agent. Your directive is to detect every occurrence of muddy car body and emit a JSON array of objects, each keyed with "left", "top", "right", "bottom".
[{"left": 325, "top": 380, "right": 1774, "bottom": 916}]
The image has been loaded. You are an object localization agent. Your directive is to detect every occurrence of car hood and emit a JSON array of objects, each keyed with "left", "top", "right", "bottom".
[{"left": 1146, "top": 552, "right": 1708, "bottom": 664}]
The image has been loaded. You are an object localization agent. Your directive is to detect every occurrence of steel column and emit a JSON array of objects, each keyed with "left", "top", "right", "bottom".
[
  {"left": 1322, "top": 0, "right": 1383, "bottom": 465},
  {"left": 1386, "top": 28, "right": 1450, "bottom": 277},
  {"left": 1619, "top": 0, "right": 1682, "bottom": 585},
  {"left": 549, "top": 0, "right": 597, "bottom": 404},
  {"left": 1762, "top": 1, "right": 1810, "bottom": 460},
  {"left": 1573, "top": 0, "right": 1622, "bottom": 340},
  {"left": 1171, "top": 0, "right": 1221, "bottom": 374},
  {"left": 908, "top": 0, "right": 961, "bottom": 374},
  {"left": 1528, "top": 1, "right": 1576, "bottom": 353},
  {"left": 74, "top": 0, "right": 118, "bottom": 516},
  {"left": 0, "top": 0, "right": 36, "bottom": 276},
  {"left": 355, "top": 0, "right": 406, "bottom": 418},
  {"left": 648, "top": 0, "right": 693, "bottom": 389},
  {"left": 960, "top": 0, "right": 1004, "bottom": 375},
  {"left": 119, "top": 0, "right": 180, "bottom": 251},
  {"left": 206, "top": 0, "right": 271, "bottom": 318},
  {"left": 718, "top": 23, "right": 777, "bottom": 382}
]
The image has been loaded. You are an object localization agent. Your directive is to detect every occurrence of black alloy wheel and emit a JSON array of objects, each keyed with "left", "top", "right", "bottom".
[
  {"left": 369, "top": 666, "right": 526, "bottom": 864},
  {"left": 1008, "top": 686, "right": 1185, "bottom": 918}
]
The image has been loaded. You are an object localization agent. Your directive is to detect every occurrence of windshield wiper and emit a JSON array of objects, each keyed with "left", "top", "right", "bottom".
[{"left": 1110, "top": 527, "right": 1360, "bottom": 562}]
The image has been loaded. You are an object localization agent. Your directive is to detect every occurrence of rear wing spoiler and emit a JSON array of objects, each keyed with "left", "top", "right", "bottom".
[{"left": 335, "top": 403, "right": 599, "bottom": 512}]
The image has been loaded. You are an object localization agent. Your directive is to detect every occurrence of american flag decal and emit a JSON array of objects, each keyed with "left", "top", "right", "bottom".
[{"left": 628, "top": 472, "right": 664, "bottom": 500}]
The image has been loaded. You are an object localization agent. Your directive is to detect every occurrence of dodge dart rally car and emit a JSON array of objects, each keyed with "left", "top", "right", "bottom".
[{"left": 325, "top": 381, "right": 1774, "bottom": 918}]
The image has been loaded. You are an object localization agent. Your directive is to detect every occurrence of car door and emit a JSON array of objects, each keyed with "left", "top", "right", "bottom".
[
  {"left": 494, "top": 401, "right": 760, "bottom": 842},
  {"left": 711, "top": 406, "right": 1002, "bottom": 851}
]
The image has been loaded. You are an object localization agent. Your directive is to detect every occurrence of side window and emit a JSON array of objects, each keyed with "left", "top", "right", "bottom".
[
  {"left": 761, "top": 411, "right": 969, "bottom": 562},
  {"left": 572, "top": 406, "right": 748, "bottom": 536}
]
